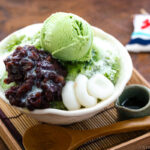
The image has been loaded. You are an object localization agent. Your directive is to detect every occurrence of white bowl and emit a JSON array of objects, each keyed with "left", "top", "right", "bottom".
[{"left": 0, "top": 24, "right": 133, "bottom": 124}]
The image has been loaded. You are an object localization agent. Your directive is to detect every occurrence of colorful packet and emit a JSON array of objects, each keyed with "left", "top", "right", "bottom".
[{"left": 126, "top": 14, "right": 150, "bottom": 52}]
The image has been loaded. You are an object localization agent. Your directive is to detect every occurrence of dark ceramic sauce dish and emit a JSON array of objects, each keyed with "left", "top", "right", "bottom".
[{"left": 115, "top": 84, "right": 150, "bottom": 119}]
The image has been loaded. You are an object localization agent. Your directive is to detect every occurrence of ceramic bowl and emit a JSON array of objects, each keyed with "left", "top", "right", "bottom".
[
  {"left": 115, "top": 84, "right": 150, "bottom": 119},
  {"left": 0, "top": 24, "right": 133, "bottom": 124}
]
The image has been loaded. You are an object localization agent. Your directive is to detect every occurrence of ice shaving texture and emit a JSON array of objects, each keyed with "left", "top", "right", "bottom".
[
  {"left": 65, "top": 37, "right": 120, "bottom": 85},
  {"left": 40, "top": 12, "right": 93, "bottom": 61}
]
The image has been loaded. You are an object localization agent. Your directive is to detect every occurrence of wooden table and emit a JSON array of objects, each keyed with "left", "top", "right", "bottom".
[{"left": 0, "top": 0, "right": 150, "bottom": 149}]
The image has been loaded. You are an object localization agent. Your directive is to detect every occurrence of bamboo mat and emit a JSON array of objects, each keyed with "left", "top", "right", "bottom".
[{"left": 0, "top": 68, "right": 150, "bottom": 150}]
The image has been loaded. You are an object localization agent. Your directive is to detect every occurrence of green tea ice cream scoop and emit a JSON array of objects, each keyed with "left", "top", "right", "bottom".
[{"left": 40, "top": 12, "right": 93, "bottom": 61}]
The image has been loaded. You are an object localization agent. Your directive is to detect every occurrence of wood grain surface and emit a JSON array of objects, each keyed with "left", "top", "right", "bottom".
[
  {"left": 0, "top": 0, "right": 150, "bottom": 149},
  {"left": 0, "top": 137, "right": 8, "bottom": 150}
]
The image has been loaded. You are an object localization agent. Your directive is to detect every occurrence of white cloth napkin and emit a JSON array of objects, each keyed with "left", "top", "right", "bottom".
[{"left": 126, "top": 14, "right": 150, "bottom": 52}]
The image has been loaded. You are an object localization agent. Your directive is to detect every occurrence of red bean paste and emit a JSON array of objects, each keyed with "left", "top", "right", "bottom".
[{"left": 4, "top": 46, "right": 67, "bottom": 110}]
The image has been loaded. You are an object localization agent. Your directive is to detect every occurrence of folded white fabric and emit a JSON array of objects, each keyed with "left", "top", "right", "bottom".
[{"left": 126, "top": 14, "right": 150, "bottom": 52}]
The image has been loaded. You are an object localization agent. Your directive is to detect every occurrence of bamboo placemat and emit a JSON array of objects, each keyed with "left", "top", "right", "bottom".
[{"left": 0, "top": 68, "right": 150, "bottom": 150}]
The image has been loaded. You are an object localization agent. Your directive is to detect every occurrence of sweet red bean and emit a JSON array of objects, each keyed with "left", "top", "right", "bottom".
[{"left": 4, "top": 46, "right": 67, "bottom": 110}]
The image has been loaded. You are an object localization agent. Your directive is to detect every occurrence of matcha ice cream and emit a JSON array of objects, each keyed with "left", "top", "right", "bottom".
[{"left": 40, "top": 12, "right": 93, "bottom": 61}]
